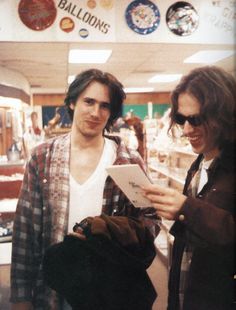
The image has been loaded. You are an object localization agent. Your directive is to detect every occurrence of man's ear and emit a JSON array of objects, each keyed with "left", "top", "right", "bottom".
[{"left": 69, "top": 103, "right": 75, "bottom": 110}]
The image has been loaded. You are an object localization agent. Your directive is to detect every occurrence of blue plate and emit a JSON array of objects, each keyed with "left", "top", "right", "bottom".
[{"left": 125, "top": 0, "right": 161, "bottom": 35}]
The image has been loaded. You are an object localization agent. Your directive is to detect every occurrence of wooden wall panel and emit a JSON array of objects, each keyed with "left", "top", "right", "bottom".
[
  {"left": 125, "top": 92, "right": 171, "bottom": 104},
  {"left": 33, "top": 92, "right": 171, "bottom": 106},
  {"left": 33, "top": 94, "right": 65, "bottom": 106}
]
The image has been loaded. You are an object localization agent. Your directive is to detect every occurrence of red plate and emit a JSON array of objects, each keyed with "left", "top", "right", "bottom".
[{"left": 18, "top": 0, "right": 57, "bottom": 31}]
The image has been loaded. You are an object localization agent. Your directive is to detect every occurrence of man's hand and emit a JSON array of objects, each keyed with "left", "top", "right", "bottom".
[
  {"left": 142, "top": 184, "right": 187, "bottom": 220},
  {"left": 11, "top": 302, "right": 33, "bottom": 310}
]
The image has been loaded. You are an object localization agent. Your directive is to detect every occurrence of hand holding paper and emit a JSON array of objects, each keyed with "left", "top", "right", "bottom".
[{"left": 142, "top": 183, "right": 187, "bottom": 220}]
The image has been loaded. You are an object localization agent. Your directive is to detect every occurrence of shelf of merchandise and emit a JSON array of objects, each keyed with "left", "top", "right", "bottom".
[
  {"left": 149, "top": 149, "right": 196, "bottom": 268},
  {"left": 171, "top": 146, "right": 196, "bottom": 156},
  {"left": 143, "top": 116, "right": 199, "bottom": 270},
  {"left": 149, "top": 164, "right": 186, "bottom": 186},
  {"left": 0, "top": 199, "right": 18, "bottom": 264},
  {"left": 0, "top": 163, "right": 23, "bottom": 266}
]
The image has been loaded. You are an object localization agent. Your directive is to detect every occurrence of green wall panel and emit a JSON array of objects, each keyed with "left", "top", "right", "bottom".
[{"left": 123, "top": 103, "right": 170, "bottom": 120}]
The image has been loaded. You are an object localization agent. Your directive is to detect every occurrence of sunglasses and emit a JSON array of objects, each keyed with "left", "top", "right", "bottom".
[{"left": 174, "top": 113, "right": 203, "bottom": 127}]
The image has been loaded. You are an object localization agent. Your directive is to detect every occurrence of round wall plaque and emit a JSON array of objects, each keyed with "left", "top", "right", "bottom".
[
  {"left": 18, "top": 0, "right": 57, "bottom": 31},
  {"left": 166, "top": 1, "right": 199, "bottom": 36},
  {"left": 60, "top": 17, "right": 75, "bottom": 33},
  {"left": 125, "top": 0, "right": 161, "bottom": 35}
]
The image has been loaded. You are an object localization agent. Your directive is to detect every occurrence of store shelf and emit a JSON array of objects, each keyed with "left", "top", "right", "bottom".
[
  {"left": 149, "top": 164, "right": 185, "bottom": 185},
  {"left": 0, "top": 199, "right": 18, "bottom": 213},
  {"left": 0, "top": 242, "right": 12, "bottom": 265},
  {"left": 0, "top": 160, "right": 25, "bottom": 167},
  {"left": 171, "top": 146, "right": 197, "bottom": 156}
]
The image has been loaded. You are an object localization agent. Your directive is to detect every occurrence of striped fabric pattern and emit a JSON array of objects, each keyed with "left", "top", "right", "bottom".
[{"left": 10, "top": 133, "right": 159, "bottom": 309}]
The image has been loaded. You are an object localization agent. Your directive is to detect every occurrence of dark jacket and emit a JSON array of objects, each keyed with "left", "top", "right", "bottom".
[
  {"left": 43, "top": 214, "right": 157, "bottom": 310},
  {"left": 168, "top": 143, "right": 235, "bottom": 310}
]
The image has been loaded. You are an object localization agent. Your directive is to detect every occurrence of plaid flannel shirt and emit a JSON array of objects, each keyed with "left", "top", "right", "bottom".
[{"left": 10, "top": 133, "right": 159, "bottom": 309}]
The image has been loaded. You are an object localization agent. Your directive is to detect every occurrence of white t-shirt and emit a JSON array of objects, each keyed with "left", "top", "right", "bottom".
[
  {"left": 67, "top": 138, "right": 117, "bottom": 233},
  {"left": 197, "top": 158, "right": 214, "bottom": 194}
]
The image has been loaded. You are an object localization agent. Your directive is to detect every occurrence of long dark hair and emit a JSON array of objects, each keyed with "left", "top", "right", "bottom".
[
  {"left": 64, "top": 69, "right": 126, "bottom": 132},
  {"left": 169, "top": 66, "right": 236, "bottom": 147}
]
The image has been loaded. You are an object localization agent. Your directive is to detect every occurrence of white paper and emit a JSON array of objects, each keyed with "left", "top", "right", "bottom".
[{"left": 106, "top": 164, "right": 152, "bottom": 208}]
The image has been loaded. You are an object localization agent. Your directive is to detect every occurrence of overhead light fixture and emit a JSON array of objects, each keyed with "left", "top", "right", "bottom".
[
  {"left": 69, "top": 49, "right": 112, "bottom": 63},
  {"left": 184, "top": 50, "right": 235, "bottom": 64},
  {"left": 148, "top": 74, "right": 182, "bottom": 83},
  {"left": 124, "top": 87, "right": 154, "bottom": 93}
]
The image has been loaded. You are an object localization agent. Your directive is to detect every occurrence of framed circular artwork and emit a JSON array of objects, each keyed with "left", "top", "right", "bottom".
[
  {"left": 18, "top": 0, "right": 57, "bottom": 31},
  {"left": 125, "top": 0, "right": 161, "bottom": 35},
  {"left": 166, "top": 1, "right": 199, "bottom": 36}
]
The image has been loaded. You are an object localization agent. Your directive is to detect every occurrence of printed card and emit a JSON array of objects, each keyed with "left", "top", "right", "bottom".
[{"left": 106, "top": 164, "right": 152, "bottom": 208}]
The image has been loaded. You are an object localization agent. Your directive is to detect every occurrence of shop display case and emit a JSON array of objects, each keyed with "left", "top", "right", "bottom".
[
  {"left": 0, "top": 160, "right": 24, "bottom": 308},
  {"left": 0, "top": 160, "right": 24, "bottom": 252},
  {"left": 143, "top": 117, "right": 197, "bottom": 268}
]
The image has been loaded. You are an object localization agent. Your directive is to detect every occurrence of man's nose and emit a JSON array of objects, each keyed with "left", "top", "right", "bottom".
[
  {"left": 183, "top": 120, "right": 194, "bottom": 135},
  {"left": 90, "top": 104, "right": 100, "bottom": 117}
]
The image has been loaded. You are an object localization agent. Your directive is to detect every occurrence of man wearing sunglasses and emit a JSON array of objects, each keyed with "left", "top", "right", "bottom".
[{"left": 143, "top": 66, "right": 235, "bottom": 310}]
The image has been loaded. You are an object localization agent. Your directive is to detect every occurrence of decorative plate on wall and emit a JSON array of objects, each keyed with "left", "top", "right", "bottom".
[
  {"left": 166, "top": 1, "right": 199, "bottom": 36},
  {"left": 59, "top": 17, "right": 75, "bottom": 33},
  {"left": 18, "top": 0, "right": 57, "bottom": 31},
  {"left": 125, "top": 0, "right": 161, "bottom": 35}
]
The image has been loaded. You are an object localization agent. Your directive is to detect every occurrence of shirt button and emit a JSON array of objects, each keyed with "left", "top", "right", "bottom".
[
  {"left": 43, "top": 178, "right": 47, "bottom": 184},
  {"left": 179, "top": 214, "right": 185, "bottom": 221}
]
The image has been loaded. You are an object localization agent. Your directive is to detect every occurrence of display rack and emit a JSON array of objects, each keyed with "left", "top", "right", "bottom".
[
  {"left": 143, "top": 116, "right": 197, "bottom": 267},
  {"left": 0, "top": 162, "right": 23, "bottom": 261}
]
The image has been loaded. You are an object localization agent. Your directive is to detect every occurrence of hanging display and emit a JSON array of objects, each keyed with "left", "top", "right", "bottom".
[
  {"left": 59, "top": 17, "right": 75, "bottom": 33},
  {"left": 125, "top": 0, "right": 161, "bottom": 35},
  {"left": 18, "top": 0, "right": 57, "bottom": 31},
  {"left": 166, "top": 1, "right": 199, "bottom": 36}
]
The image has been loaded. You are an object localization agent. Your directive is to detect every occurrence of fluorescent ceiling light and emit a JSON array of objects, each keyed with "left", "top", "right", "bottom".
[
  {"left": 69, "top": 49, "right": 112, "bottom": 63},
  {"left": 184, "top": 50, "right": 235, "bottom": 64},
  {"left": 124, "top": 87, "right": 154, "bottom": 93},
  {"left": 148, "top": 74, "right": 182, "bottom": 83}
]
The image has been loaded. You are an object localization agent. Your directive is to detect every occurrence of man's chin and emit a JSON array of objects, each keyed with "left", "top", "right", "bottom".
[
  {"left": 82, "top": 130, "right": 102, "bottom": 138},
  {"left": 190, "top": 145, "right": 202, "bottom": 155}
]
